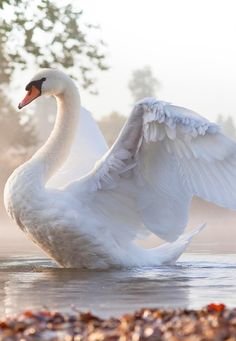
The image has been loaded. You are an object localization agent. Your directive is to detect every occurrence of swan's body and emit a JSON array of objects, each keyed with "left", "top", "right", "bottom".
[{"left": 4, "top": 69, "right": 236, "bottom": 268}]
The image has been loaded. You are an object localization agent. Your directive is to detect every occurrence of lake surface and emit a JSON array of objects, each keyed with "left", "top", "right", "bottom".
[{"left": 0, "top": 253, "right": 236, "bottom": 318}]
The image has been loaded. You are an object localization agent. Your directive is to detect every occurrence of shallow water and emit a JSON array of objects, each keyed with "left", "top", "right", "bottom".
[{"left": 0, "top": 253, "right": 236, "bottom": 318}]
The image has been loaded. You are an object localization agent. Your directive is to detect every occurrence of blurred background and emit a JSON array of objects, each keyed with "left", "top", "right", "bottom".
[{"left": 0, "top": 0, "right": 236, "bottom": 255}]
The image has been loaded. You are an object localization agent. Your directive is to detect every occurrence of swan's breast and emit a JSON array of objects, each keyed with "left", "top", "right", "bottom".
[{"left": 4, "top": 162, "right": 45, "bottom": 229}]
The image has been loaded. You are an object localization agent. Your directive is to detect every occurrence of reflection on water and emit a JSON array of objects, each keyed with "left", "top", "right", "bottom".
[{"left": 0, "top": 254, "right": 236, "bottom": 318}]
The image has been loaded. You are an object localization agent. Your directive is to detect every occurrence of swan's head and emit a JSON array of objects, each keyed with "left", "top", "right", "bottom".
[{"left": 18, "top": 69, "right": 73, "bottom": 109}]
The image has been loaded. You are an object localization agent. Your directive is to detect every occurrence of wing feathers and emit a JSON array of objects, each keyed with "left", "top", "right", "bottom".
[{"left": 84, "top": 98, "right": 236, "bottom": 242}]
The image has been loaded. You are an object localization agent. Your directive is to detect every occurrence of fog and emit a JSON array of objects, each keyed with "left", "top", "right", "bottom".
[{"left": 78, "top": 0, "right": 236, "bottom": 120}]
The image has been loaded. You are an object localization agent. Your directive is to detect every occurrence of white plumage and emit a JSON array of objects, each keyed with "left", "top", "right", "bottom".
[{"left": 4, "top": 69, "right": 236, "bottom": 268}]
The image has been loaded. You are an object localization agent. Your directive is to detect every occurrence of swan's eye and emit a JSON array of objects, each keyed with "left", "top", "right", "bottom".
[{"left": 25, "top": 83, "right": 32, "bottom": 91}]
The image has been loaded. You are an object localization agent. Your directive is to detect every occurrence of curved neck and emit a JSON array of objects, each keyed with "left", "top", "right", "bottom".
[{"left": 31, "top": 83, "right": 80, "bottom": 185}]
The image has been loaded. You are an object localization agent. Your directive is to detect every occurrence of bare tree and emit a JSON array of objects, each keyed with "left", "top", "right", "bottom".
[
  {"left": 217, "top": 114, "right": 236, "bottom": 140},
  {"left": 128, "top": 66, "right": 160, "bottom": 102},
  {"left": 98, "top": 112, "right": 126, "bottom": 146}
]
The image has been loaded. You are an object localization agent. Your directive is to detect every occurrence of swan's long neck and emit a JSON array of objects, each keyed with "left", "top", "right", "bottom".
[{"left": 30, "top": 82, "right": 80, "bottom": 185}]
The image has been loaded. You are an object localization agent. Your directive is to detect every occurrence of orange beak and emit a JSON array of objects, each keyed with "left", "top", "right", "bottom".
[{"left": 18, "top": 85, "right": 41, "bottom": 109}]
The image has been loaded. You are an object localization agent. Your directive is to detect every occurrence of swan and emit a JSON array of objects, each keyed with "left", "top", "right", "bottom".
[{"left": 4, "top": 69, "right": 236, "bottom": 269}]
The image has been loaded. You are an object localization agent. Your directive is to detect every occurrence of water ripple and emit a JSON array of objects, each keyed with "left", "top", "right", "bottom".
[{"left": 0, "top": 253, "right": 236, "bottom": 318}]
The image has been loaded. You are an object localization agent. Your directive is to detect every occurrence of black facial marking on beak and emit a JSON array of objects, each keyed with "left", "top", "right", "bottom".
[
  {"left": 25, "top": 77, "right": 46, "bottom": 93},
  {"left": 18, "top": 77, "right": 46, "bottom": 109}
]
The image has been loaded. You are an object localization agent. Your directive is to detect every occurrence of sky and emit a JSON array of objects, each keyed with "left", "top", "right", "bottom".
[{"left": 74, "top": 0, "right": 236, "bottom": 121}]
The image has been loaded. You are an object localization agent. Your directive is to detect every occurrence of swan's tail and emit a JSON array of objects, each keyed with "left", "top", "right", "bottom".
[{"left": 147, "top": 224, "right": 206, "bottom": 265}]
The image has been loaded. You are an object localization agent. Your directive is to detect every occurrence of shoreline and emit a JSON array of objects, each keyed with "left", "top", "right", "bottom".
[{"left": 0, "top": 304, "right": 236, "bottom": 340}]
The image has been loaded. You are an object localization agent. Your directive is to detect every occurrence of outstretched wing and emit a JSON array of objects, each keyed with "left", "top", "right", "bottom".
[
  {"left": 80, "top": 98, "right": 236, "bottom": 242},
  {"left": 48, "top": 107, "right": 108, "bottom": 188}
]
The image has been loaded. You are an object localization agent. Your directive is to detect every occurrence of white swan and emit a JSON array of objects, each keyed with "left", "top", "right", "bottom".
[{"left": 4, "top": 69, "right": 236, "bottom": 269}]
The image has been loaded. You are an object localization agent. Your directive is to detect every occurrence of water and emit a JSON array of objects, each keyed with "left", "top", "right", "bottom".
[{"left": 0, "top": 253, "right": 236, "bottom": 318}]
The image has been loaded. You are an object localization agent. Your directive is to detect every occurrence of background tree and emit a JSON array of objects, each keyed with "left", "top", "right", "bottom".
[
  {"left": 0, "top": 0, "right": 108, "bottom": 91},
  {"left": 98, "top": 112, "right": 126, "bottom": 146},
  {"left": 217, "top": 114, "right": 236, "bottom": 140},
  {"left": 128, "top": 66, "right": 160, "bottom": 102},
  {"left": 0, "top": 91, "right": 36, "bottom": 151}
]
